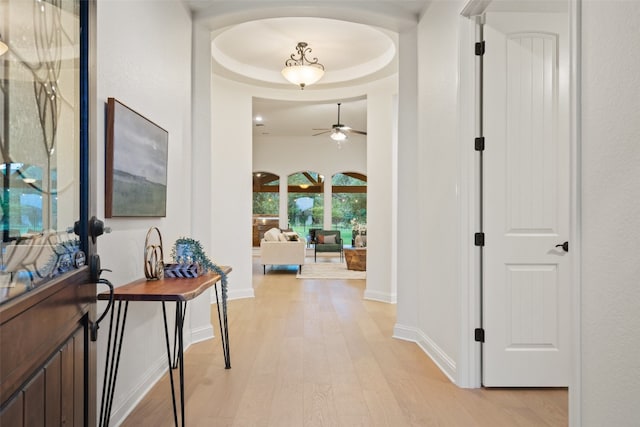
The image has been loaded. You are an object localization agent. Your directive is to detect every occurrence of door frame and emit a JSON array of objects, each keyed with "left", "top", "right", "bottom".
[
  {"left": 0, "top": 0, "right": 98, "bottom": 423},
  {"left": 457, "top": 1, "right": 581, "bottom": 419}
]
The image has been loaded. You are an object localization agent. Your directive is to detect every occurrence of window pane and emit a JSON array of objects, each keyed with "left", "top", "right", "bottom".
[
  {"left": 1, "top": 0, "right": 81, "bottom": 301},
  {"left": 288, "top": 171, "right": 323, "bottom": 237},
  {"left": 252, "top": 172, "right": 279, "bottom": 215},
  {"left": 332, "top": 173, "right": 367, "bottom": 245}
]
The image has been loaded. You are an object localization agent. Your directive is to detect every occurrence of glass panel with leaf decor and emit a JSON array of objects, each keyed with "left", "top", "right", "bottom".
[{"left": 0, "top": 0, "right": 83, "bottom": 303}]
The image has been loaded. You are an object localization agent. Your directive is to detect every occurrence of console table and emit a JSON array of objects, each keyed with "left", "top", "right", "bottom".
[{"left": 97, "top": 268, "right": 231, "bottom": 427}]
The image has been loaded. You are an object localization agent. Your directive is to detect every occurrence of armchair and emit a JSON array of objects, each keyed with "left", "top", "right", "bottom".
[{"left": 313, "top": 230, "right": 343, "bottom": 261}]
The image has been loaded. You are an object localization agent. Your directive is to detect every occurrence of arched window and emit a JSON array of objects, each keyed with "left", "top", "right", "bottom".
[
  {"left": 252, "top": 171, "right": 279, "bottom": 215},
  {"left": 332, "top": 172, "right": 367, "bottom": 246},
  {"left": 252, "top": 172, "right": 279, "bottom": 246},
  {"left": 287, "top": 171, "right": 323, "bottom": 237}
]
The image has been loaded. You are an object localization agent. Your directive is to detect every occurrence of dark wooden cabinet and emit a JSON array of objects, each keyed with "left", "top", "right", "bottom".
[
  {"left": 252, "top": 216, "right": 280, "bottom": 247},
  {"left": 0, "top": 269, "right": 95, "bottom": 426}
]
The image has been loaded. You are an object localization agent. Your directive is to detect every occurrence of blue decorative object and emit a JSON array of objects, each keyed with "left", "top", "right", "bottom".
[
  {"left": 164, "top": 263, "right": 201, "bottom": 278},
  {"left": 175, "top": 243, "right": 193, "bottom": 264},
  {"left": 44, "top": 237, "right": 83, "bottom": 278},
  {"left": 171, "top": 237, "right": 228, "bottom": 301}
]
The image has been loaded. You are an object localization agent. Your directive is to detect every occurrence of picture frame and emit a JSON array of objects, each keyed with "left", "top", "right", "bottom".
[{"left": 105, "top": 98, "right": 168, "bottom": 217}]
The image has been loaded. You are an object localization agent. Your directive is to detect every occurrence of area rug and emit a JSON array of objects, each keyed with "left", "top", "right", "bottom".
[{"left": 296, "top": 263, "right": 366, "bottom": 280}]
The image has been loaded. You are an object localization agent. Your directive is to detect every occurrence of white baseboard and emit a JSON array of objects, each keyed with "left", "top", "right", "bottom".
[
  {"left": 108, "top": 353, "right": 167, "bottom": 426},
  {"left": 191, "top": 324, "right": 214, "bottom": 344},
  {"left": 364, "top": 289, "right": 397, "bottom": 304},
  {"left": 393, "top": 323, "right": 457, "bottom": 384},
  {"left": 210, "top": 287, "right": 255, "bottom": 304}
]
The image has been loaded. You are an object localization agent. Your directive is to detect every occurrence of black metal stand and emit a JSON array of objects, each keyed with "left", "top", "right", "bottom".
[
  {"left": 213, "top": 282, "right": 231, "bottom": 369},
  {"left": 99, "top": 301, "right": 129, "bottom": 427},
  {"left": 98, "top": 277, "right": 230, "bottom": 426},
  {"left": 172, "top": 301, "right": 187, "bottom": 370},
  {"left": 162, "top": 301, "right": 185, "bottom": 426}
]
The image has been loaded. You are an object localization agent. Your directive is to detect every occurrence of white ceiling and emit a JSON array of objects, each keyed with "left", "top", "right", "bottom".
[
  {"left": 183, "top": 1, "right": 431, "bottom": 138},
  {"left": 187, "top": 1, "right": 430, "bottom": 31},
  {"left": 252, "top": 97, "right": 367, "bottom": 139},
  {"left": 211, "top": 17, "right": 397, "bottom": 88}
]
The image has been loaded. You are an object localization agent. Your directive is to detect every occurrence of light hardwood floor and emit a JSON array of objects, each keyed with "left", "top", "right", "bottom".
[{"left": 122, "top": 257, "right": 568, "bottom": 426}]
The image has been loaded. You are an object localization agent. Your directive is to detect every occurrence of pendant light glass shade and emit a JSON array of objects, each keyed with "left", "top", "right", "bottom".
[
  {"left": 0, "top": 40, "right": 8, "bottom": 56},
  {"left": 281, "top": 65, "right": 325, "bottom": 89}
]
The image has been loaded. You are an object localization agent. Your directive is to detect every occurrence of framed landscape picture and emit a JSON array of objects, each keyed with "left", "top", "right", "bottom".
[{"left": 105, "top": 98, "right": 168, "bottom": 217}]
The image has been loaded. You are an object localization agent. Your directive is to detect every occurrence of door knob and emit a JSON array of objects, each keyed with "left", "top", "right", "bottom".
[
  {"left": 88, "top": 216, "right": 112, "bottom": 244},
  {"left": 73, "top": 216, "right": 111, "bottom": 244},
  {"left": 555, "top": 241, "right": 569, "bottom": 252}
]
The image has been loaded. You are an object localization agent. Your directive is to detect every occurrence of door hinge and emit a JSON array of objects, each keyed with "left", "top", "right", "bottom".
[
  {"left": 474, "top": 232, "right": 485, "bottom": 247},
  {"left": 475, "top": 137, "right": 485, "bottom": 151},
  {"left": 475, "top": 328, "right": 485, "bottom": 343},
  {"left": 475, "top": 41, "right": 485, "bottom": 56}
]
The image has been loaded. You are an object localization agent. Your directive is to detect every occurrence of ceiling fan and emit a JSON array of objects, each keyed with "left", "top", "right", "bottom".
[{"left": 312, "top": 102, "right": 367, "bottom": 141}]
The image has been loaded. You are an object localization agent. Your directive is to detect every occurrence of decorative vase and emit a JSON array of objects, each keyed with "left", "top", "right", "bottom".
[{"left": 175, "top": 243, "right": 194, "bottom": 264}]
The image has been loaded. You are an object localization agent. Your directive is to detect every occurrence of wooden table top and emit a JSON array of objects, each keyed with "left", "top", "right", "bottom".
[{"left": 98, "top": 266, "right": 231, "bottom": 302}]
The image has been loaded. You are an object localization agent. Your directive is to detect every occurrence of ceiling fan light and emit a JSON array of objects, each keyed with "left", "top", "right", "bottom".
[
  {"left": 281, "top": 65, "right": 324, "bottom": 89},
  {"left": 330, "top": 129, "right": 348, "bottom": 142}
]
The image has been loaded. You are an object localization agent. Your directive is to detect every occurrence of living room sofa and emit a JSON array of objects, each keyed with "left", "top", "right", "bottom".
[{"left": 260, "top": 228, "right": 306, "bottom": 274}]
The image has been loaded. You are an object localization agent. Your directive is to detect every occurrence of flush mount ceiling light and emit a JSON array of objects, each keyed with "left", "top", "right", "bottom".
[{"left": 281, "top": 42, "right": 325, "bottom": 90}]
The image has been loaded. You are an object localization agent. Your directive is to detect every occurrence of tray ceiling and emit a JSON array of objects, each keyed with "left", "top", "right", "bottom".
[{"left": 211, "top": 17, "right": 397, "bottom": 88}]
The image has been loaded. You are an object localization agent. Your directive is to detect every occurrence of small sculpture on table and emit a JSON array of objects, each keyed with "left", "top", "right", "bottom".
[{"left": 144, "top": 227, "right": 164, "bottom": 280}]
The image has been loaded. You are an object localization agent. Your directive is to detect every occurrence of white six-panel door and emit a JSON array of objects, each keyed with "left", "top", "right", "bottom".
[{"left": 483, "top": 12, "right": 570, "bottom": 386}]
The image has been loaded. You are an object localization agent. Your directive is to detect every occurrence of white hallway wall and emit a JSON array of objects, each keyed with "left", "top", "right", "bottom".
[
  {"left": 580, "top": 1, "right": 640, "bottom": 425},
  {"left": 252, "top": 137, "right": 367, "bottom": 187},
  {"left": 94, "top": 1, "right": 205, "bottom": 424},
  {"left": 393, "top": 0, "right": 464, "bottom": 383},
  {"left": 415, "top": 0, "right": 463, "bottom": 377}
]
